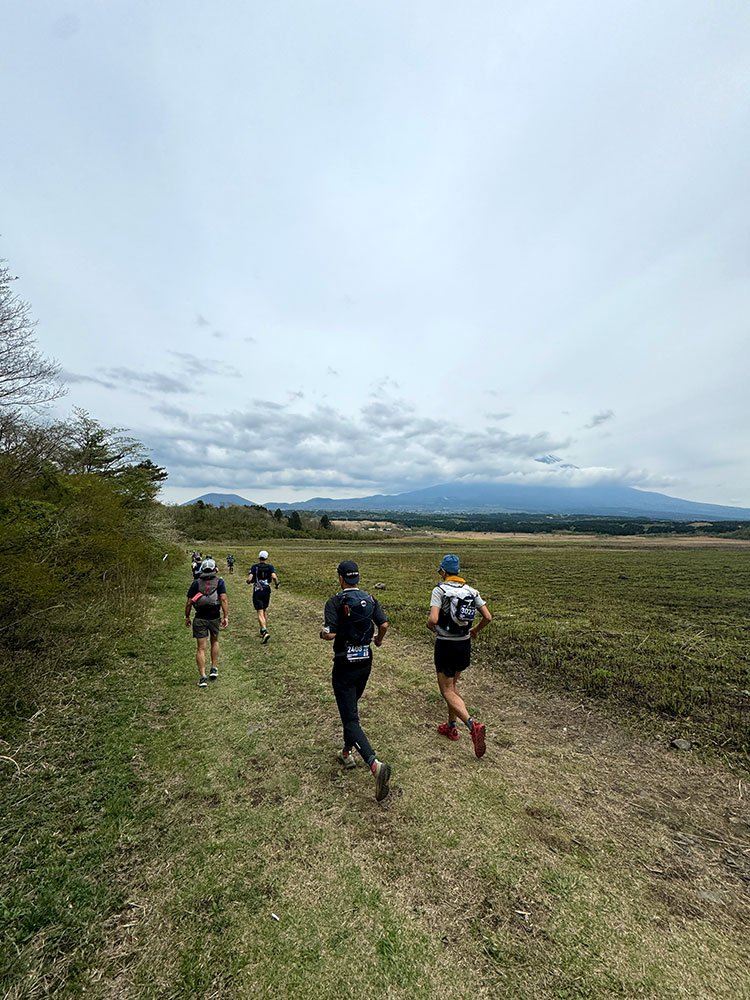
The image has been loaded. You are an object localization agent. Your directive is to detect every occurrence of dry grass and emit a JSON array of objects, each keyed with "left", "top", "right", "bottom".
[{"left": 3, "top": 555, "right": 750, "bottom": 999}]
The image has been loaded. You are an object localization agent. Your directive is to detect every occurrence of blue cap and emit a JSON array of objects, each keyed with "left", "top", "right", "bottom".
[{"left": 440, "top": 554, "right": 460, "bottom": 574}]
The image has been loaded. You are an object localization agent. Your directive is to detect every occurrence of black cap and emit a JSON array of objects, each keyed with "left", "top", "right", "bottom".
[{"left": 336, "top": 559, "right": 360, "bottom": 582}]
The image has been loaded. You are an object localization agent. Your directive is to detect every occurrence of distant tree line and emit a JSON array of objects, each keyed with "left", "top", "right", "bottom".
[
  {"left": 308, "top": 509, "right": 750, "bottom": 538},
  {"left": 172, "top": 502, "right": 750, "bottom": 541}
]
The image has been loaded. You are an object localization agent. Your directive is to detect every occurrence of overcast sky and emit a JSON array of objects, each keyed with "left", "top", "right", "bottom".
[{"left": 3, "top": 1, "right": 749, "bottom": 506}]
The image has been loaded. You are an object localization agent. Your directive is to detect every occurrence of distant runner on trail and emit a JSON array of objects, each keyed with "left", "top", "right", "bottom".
[
  {"left": 226, "top": 554, "right": 235, "bottom": 574},
  {"left": 427, "top": 553, "right": 491, "bottom": 756},
  {"left": 191, "top": 551, "right": 202, "bottom": 578},
  {"left": 185, "top": 558, "right": 228, "bottom": 688},
  {"left": 320, "top": 559, "right": 392, "bottom": 802},
  {"left": 246, "top": 550, "right": 279, "bottom": 643}
]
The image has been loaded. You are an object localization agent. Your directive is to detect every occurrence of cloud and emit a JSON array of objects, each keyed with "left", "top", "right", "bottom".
[
  {"left": 244, "top": 336, "right": 256, "bottom": 344},
  {"left": 585, "top": 410, "right": 615, "bottom": 429},
  {"left": 196, "top": 313, "right": 211, "bottom": 327},
  {"left": 326, "top": 367, "right": 339, "bottom": 376},
  {"left": 140, "top": 396, "right": 592, "bottom": 495},
  {"left": 62, "top": 367, "right": 188, "bottom": 395},
  {"left": 63, "top": 354, "right": 243, "bottom": 400},
  {"left": 535, "top": 454, "right": 563, "bottom": 464},
  {"left": 371, "top": 376, "right": 400, "bottom": 393},
  {"left": 102, "top": 367, "right": 187, "bottom": 394},
  {"left": 167, "top": 351, "right": 242, "bottom": 379},
  {"left": 60, "top": 369, "right": 116, "bottom": 389},
  {"left": 287, "top": 390, "right": 304, "bottom": 401}
]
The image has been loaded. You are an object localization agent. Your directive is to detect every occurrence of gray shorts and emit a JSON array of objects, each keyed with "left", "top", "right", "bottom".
[{"left": 193, "top": 617, "right": 221, "bottom": 639}]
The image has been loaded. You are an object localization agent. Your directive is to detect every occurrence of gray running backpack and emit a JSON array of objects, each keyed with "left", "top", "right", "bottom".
[{"left": 192, "top": 574, "right": 220, "bottom": 611}]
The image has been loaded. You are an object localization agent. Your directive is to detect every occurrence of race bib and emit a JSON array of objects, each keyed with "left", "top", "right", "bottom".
[{"left": 346, "top": 644, "right": 370, "bottom": 662}]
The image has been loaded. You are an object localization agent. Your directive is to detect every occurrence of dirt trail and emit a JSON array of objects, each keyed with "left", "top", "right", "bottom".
[
  {"left": 254, "top": 585, "right": 750, "bottom": 928},
  {"left": 93, "top": 574, "right": 749, "bottom": 999}
]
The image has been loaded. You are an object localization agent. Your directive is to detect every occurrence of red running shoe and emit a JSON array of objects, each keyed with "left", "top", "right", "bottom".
[
  {"left": 470, "top": 721, "right": 486, "bottom": 758},
  {"left": 437, "top": 722, "right": 460, "bottom": 741}
]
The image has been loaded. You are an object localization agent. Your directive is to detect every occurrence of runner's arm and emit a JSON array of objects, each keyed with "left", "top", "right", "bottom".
[
  {"left": 220, "top": 592, "right": 229, "bottom": 628},
  {"left": 427, "top": 585, "right": 443, "bottom": 631},
  {"left": 470, "top": 603, "right": 492, "bottom": 638},
  {"left": 373, "top": 621, "right": 388, "bottom": 647},
  {"left": 320, "top": 597, "right": 338, "bottom": 639},
  {"left": 184, "top": 598, "right": 192, "bottom": 626},
  {"left": 427, "top": 606, "right": 440, "bottom": 631},
  {"left": 272, "top": 572, "right": 279, "bottom": 587}
]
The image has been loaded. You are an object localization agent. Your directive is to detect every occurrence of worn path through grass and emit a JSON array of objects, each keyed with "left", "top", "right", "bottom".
[{"left": 4, "top": 564, "right": 750, "bottom": 999}]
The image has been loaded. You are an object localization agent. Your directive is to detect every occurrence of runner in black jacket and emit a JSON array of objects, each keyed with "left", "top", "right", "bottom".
[{"left": 320, "top": 560, "right": 391, "bottom": 801}]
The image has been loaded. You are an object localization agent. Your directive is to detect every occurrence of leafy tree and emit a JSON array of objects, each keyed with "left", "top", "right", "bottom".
[
  {"left": 319, "top": 514, "right": 331, "bottom": 530},
  {"left": 114, "top": 459, "right": 168, "bottom": 507},
  {"left": 0, "top": 411, "right": 66, "bottom": 498},
  {"left": 59, "top": 408, "right": 146, "bottom": 475},
  {"left": 287, "top": 510, "right": 303, "bottom": 531},
  {"left": 274, "top": 508, "right": 284, "bottom": 521}
]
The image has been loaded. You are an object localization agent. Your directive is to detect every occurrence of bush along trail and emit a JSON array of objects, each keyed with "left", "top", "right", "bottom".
[{"left": 2, "top": 559, "right": 749, "bottom": 1000}]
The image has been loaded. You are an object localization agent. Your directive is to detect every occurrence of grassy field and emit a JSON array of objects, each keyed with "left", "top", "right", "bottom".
[
  {"left": 2, "top": 536, "right": 749, "bottom": 998},
  {"left": 239, "top": 535, "right": 750, "bottom": 753}
]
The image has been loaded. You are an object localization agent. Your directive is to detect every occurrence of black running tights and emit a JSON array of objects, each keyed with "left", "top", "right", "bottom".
[{"left": 331, "top": 659, "right": 375, "bottom": 764}]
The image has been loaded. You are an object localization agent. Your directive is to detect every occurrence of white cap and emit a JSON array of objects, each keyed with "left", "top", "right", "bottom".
[
  {"left": 200, "top": 558, "right": 217, "bottom": 572},
  {"left": 259, "top": 550, "right": 269, "bottom": 559}
]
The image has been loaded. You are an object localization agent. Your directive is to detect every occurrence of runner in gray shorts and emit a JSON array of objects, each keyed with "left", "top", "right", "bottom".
[{"left": 185, "top": 559, "right": 229, "bottom": 687}]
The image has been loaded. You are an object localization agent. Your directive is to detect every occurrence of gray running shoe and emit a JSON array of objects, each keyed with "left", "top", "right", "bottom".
[
  {"left": 198, "top": 675, "right": 208, "bottom": 688},
  {"left": 261, "top": 631, "right": 270, "bottom": 644},
  {"left": 337, "top": 750, "right": 356, "bottom": 769},
  {"left": 209, "top": 666, "right": 218, "bottom": 680},
  {"left": 373, "top": 761, "right": 392, "bottom": 802}
]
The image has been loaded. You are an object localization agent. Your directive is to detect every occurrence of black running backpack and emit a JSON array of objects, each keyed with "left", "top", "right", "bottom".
[{"left": 340, "top": 589, "right": 377, "bottom": 645}]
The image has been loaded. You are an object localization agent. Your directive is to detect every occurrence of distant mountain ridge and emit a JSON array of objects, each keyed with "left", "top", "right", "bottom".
[
  {"left": 266, "top": 481, "right": 750, "bottom": 520},
  {"left": 180, "top": 482, "right": 750, "bottom": 520}
]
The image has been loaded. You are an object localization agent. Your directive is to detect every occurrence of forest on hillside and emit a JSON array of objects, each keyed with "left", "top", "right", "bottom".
[{"left": 167, "top": 500, "right": 354, "bottom": 542}]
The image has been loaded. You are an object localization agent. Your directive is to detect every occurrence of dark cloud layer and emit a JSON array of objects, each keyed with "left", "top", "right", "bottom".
[{"left": 141, "top": 396, "right": 602, "bottom": 493}]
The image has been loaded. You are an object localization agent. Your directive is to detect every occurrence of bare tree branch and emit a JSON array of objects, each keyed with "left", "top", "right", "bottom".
[{"left": 0, "top": 260, "right": 65, "bottom": 409}]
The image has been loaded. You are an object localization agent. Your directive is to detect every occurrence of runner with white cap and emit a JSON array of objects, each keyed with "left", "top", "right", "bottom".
[{"left": 246, "top": 550, "right": 280, "bottom": 643}]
